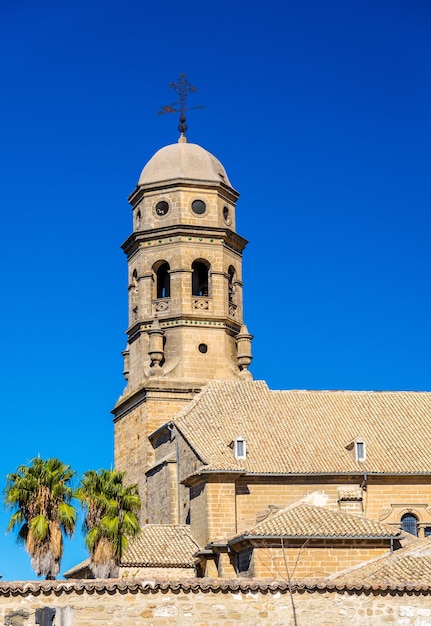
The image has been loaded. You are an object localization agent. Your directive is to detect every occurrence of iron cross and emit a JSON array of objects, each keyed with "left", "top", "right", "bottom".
[{"left": 158, "top": 73, "right": 204, "bottom": 136}]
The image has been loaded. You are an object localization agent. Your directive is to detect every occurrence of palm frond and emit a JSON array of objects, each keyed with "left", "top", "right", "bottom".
[
  {"left": 77, "top": 468, "right": 141, "bottom": 574},
  {"left": 57, "top": 502, "right": 77, "bottom": 536},
  {"left": 6, "top": 510, "right": 25, "bottom": 532},
  {"left": 4, "top": 456, "right": 76, "bottom": 577},
  {"left": 29, "top": 514, "right": 49, "bottom": 542}
]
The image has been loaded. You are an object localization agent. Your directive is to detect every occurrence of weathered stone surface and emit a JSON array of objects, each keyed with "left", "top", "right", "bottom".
[{"left": 1, "top": 580, "right": 431, "bottom": 626}]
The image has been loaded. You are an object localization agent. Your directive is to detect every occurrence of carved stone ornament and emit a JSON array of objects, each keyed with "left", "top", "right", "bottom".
[
  {"left": 194, "top": 299, "right": 209, "bottom": 310},
  {"left": 155, "top": 300, "right": 169, "bottom": 312},
  {"left": 229, "top": 303, "right": 237, "bottom": 317},
  {"left": 379, "top": 508, "right": 392, "bottom": 522},
  {"left": 379, "top": 503, "right": 431, "bottom": 524},
  {"left": 256, "top": 504, "right": 281, "bottom": 524}
]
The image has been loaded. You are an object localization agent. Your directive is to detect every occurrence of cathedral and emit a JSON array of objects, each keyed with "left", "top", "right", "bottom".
[
  {"left": 66, "top": 106, "right": 431, "bottom": 583},
  {"left": 101, "top": 120, "right": 431, "bottom": 581}
]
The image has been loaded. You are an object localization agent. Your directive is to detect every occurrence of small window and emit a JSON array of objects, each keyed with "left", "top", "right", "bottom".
[
  {"left": 131, "top": 270, "right": 139, "bottom": 307},
  {"left": 192, "top": 199, "right": 206, "bottom": 215},
  {"left": 401, "top": 513, "right": 418, "bottom": 537},
  {"left": 198, "top": 343, "right": 208, "bottom": 354},
  {"left": 155, "top": 200, "right": 169, "bottom": 217},
  {"left": 355, "top": 440, "right": 366, "bottom": 462},
  {"left": 135, "top": 209, "right": 142, "bottom": 228},
  {"left": 424, "top": 527, "right": 431, "bottom": 537},
  {"left": 235, "top": 437, "right": 246, "bottom": 460}
]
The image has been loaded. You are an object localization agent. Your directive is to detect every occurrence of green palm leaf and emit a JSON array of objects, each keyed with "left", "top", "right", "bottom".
[
  {"left": 29, "top": 514, "right": 49, "bottom": 542},
  {"left": 77, "top": 468, "right": 141, "bottom": 577},
  {"left": 3, "top": 457, "right": 77, "bottom": 579}
]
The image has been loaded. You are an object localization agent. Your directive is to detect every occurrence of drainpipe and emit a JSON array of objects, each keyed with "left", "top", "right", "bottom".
[{"left": 168, "top": 423, "right": 181, "bottom": 524}]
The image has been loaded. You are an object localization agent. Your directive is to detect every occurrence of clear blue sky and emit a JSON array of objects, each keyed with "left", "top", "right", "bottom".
[{"left": 0, "top": 0, "right": 430, "bottom": 580}]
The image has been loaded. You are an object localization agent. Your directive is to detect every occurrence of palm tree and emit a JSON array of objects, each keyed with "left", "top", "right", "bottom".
[
  {"left": 76, "top": 469, "right": 141, "bottom": 578},
  {"left": 4, "top": 457, "right": 77, "bottom": 579}
]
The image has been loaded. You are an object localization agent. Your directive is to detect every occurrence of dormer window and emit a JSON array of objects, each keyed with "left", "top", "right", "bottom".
[
  {"left": 234, "top": 436, "right": 246, "bottom": 460},
  {"left": 346, "top": 438, "right": 367, "bottom": 462},
  {"left": 355, "top": 440, "right": 366, "bottom": 462}
]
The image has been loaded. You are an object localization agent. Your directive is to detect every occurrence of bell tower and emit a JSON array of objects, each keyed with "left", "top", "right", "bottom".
[{"left": 113, "top": 128, "right": 252, "bottom": 519}]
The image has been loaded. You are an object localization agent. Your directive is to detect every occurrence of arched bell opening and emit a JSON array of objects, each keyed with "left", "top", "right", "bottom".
[
  {"left": 192, "top": 260, "right": 210, "bottom": 297},
  {"left": 228, "top": 265, "right": 236, "bottom": 303},
  {"left": 153, "top": 261, "right": 171, "bottom": 299}
]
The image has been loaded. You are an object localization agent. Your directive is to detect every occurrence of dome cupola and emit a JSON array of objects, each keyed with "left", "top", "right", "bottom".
[{"left": 138, "top": 138, "right": 233, "bottom": 189}]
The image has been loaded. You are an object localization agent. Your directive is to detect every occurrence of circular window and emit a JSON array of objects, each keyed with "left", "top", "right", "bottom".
[
  {"left": 198, "top": 343, "right": 208, "bottom": 354},
  {"left": 192, "top": 200, "right": 206, "bottom": 215},
  {"left": 155, "top": 201, "right": 169, "bottom": 217},
  {"left": 223, "top": 206, "right": 231, "bottom": 225}
]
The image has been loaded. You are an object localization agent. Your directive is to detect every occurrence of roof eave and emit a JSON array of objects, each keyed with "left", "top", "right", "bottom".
[{"left": 228, "top": 534, "right": 402, "bottom": 547}]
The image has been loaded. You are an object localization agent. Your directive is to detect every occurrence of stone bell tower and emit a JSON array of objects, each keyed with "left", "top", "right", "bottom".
[{"left": 113, "top": 131, "right": 252, "bottom": 519}]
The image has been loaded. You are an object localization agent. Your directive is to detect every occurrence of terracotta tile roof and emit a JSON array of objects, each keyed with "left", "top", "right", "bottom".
[
  {"left": 63, "top": 558, "right": 91, "bottom": 579},
  {"left": 172, "top": 380, "right": 431, "bottom": 475},
  {"left": 332, "top": 535, "right": 431, "bottom": 585},
  {"left": 229, "top": 503, "right": 401, "bottom": 542},
  {"left": 121, "top": 525, "right": 200, "bottom": 568},
  {"left": 2, "top": 577, "right": 431, "bottom": 595}
]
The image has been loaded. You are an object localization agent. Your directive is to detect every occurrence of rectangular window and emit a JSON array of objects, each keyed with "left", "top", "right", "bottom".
[
  {"left": 235, "top": 437, "right": 246, "bottom": 459},
  {"left": 355, "top": 441, "right": 366, "bottom": 462}
]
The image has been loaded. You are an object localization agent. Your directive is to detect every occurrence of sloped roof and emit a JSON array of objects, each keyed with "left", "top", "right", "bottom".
[
  {"left": 173, "top": 380, "right": 431, "bottom": 475},
  {"left": 64, "top": 558, "right": 92, "bottom": 579},
  {"left": 121, "top": 525, "right": 200, "bottom": 568},
  {"left": 332, "top": 535, "right": 431, "bottom": 585},
  {"left": 229, "top": 503, "right": 401, "bottom": 543}
]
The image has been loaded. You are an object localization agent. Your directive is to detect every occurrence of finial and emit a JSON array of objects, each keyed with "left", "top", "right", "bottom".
[
  {"left": 236, "top": 325, "right": 253, "bottom": 380},
  {"left": 158, "top": 73, "right": 204, "bottom": 139},
  {"left": 148, "top": 317, "right": 165, "bottom": 374}
]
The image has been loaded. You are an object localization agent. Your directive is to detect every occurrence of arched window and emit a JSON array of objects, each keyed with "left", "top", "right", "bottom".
[
  {"left": 135, "top": 209, "right": 142, "bottom": 229},
  {"left": 130, "top": 270, "right": 139, "bottom": 321},
  {"left": 401, "top": 513, "right": 418, "bottom": 536},
  {"left": 154, "top": 262, "right": 170, "bottom": 298},
  {"left": 192, "top": 260, "right": 210, "bottom": 297},
  {"left": 228, "top": 265, "right": 236, "bottom": 303}
]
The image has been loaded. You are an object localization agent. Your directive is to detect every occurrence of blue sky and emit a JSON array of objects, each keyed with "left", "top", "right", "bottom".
[{"left": 0, "top": 0, "right": 430, "bottom": 580}]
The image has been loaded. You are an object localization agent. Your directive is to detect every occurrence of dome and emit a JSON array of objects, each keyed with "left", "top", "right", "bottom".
[{"left": 138, "top": 140, "right": 232, "bottom": 187}]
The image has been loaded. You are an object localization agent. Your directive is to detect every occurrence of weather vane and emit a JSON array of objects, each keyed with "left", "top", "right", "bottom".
[{"left": 158, "top": 73, "right": 204, "bottom": 137}]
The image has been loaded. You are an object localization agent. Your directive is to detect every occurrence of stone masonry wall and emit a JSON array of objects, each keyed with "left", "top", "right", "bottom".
[
  {"left": 249, "top": 544, "right": 389, "bottom": 578},
  {"left": 235, "top": 477, "right": 431, "bottom": 537},
  {"left": 1, "top": 580, "right": 431, "bottom": 626}
]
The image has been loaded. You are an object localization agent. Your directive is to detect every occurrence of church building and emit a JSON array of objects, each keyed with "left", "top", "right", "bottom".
[{"left": 104, "top": 121, "right": 431, "bottom": 581}]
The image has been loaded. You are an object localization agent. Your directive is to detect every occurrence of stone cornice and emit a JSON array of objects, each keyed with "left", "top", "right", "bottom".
[
  {"left": 121, "top": 225, "right": 248, "bottom": 257},
  {"left": 128, "top": 178, "right": 240, "bottom": 206},
  {"left": 126, "top": 317, "right": 241, "bottom": 342},
  {"left": 112, "top": 382, "right": 202, "bottom": 421}
]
